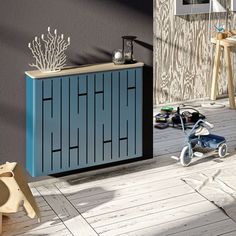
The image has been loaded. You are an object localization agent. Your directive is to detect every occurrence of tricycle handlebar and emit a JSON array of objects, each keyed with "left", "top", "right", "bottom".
[
  {"left": 178, "top": 115, "right": 214, "bottom": 136},
  {"left": 204, "top": 121, "right": 214, "bottom": 129}
]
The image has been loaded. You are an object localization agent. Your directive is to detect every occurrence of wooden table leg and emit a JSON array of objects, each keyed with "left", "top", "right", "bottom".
[
  {"left": 224, "top": 46, "right": 236, "bottom": 109},
  {"left": 211, "top": 40, "right": 221, "bottom": 101}
]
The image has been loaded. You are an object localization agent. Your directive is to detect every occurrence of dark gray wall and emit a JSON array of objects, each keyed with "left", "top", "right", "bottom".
[{"left": 0, "top": 0, "right": 152, "bottom": 169}]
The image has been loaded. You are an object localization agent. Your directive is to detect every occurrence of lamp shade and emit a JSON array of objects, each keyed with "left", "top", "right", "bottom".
[{"left": 211, "top": 0, "right": 227, "bottom": 12}]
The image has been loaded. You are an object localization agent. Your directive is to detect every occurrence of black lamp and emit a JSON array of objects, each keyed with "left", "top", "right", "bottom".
[{"left": 122, "top": 35, "right": 137, "bottom": 64}]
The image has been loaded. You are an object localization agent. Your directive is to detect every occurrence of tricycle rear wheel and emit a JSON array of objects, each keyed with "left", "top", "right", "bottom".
[{"left": 218, "top": 143, "right": 227, "bottom": 158}]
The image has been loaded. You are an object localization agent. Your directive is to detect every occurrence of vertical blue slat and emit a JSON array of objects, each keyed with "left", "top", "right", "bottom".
[
  {"left": 70, "top": 148, "right": 78, "bottom": 167},
  {"left": 61, "top": 78, "right": 69, "bottom": 169},
  {"left": 103, "top": 72, "right": 112, "bottom": 153},
  {"left": 34, "top": 80, "right": 43, "bottom": 175},
  {"left": 95, "top": 72, "right": 104, "bottom": 164},
  {"left": 70, "top": 75, "right": 87, "bottom": 168},
  {"left": 43, "top": 99, "right": 52, "bottom": 173},
  {"left": 26, "top": 77, "right": 33, "bottom": 174},
  {"left": 128, "top": 89, "right": 135, "bottom": 156},
  {"left": 95, "top": 73, "right": 103, "bottom": 92},
  {"left": 87, "top": 74, "right": 95, "bottom": 165},
  {"left": 26, "top": 77, "right": 43, "bottom": 176},
  {"left": 69, "top": 76, "right": 78, "bottom": 148},
  {"left": 78, "top": 74, "right": 87, "bottom": 94},
  {"left": 51, "top": 79, "right": 61, "bottom": 150},
  {"left": 43, "top": 80, "right": 52, "bottom": 98},
  {"left": 69, "top": 76, "right": 79, "bottom": 167},
  {"left": 104, "top": 72, "right": 112, "bottom": 162},
  {"left": 135, "top": 68, "right": 143, "bottom": 156},
  {"left": 104, "top": 143, "right": 112, "bottom": 161},
  {"left": 112, "top": 71, "right": 119, "bottom": 160},
  {"left": 43, "top": 78, "right": 61, "bottom": 173},
  {"left": 128, "top": 69, "right": 136, "bottom": 88},
  {"left": 78, "top": 95, "right": 87, "bottom": 167},
  {"left": 52, "top": 151, "right": 61, "bottom": 172},
  {"left": 127, "top": 69, "right": 136, "bottom": 156},
  {"left": 95, "top": 93, "right": 104, "bottom": 164},
  {"left": 120, "top": 140, "right": 128, "bottom": 159},
  {"left": 119, "top": 70, "right": 128, "bottom": 139}
]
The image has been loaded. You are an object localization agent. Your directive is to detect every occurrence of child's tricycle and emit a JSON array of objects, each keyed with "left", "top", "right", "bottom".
[{"left": 178, "top": 116, "right": 228, "bottom": 166}]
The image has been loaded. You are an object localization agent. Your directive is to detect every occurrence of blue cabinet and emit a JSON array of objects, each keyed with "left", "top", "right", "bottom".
[{"left": 26, "top": 63, "right": 143, "bottom": 176}]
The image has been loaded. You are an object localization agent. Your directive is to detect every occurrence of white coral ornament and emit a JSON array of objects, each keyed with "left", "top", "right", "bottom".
[{"left": 28, "top": 27, "right": 71, "bottom": 72}]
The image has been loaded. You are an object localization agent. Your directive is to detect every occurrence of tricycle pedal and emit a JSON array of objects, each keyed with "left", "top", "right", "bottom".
[
  {"left": 171, "top": 156, "right": 180, "bottom": 161},
  {"left": 194, "top": 152, "right": 204, "bottom": 158}
]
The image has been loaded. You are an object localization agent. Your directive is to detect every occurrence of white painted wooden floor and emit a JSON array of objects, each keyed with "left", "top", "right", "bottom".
[{"left": 2, "top": 103, "right": 236, "bottom": 236}]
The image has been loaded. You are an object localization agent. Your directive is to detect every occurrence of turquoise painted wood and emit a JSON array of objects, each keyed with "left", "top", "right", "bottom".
[{"left": 26, "top": 67, "right": 143, "bottom": 176}]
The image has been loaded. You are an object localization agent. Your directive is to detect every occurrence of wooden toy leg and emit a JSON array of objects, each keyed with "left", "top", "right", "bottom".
[
  {"left": 0, "top": 213, "right": 2, "bottom": 234},
  {"left": 224, "top": 46, "right": 236, "bottom": 109}
]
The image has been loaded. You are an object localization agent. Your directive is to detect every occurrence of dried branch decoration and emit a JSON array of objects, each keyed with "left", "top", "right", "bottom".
[{"left": 28, "top": 27, "right": 71, "bottom": 72}]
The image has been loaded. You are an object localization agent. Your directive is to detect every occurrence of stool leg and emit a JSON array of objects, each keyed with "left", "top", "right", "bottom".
[
  {"left": 211, "top": 40, "right": 221, "bottom": 101},
  {"left": 224, "top": 46, "right": 236, "bottom": 109}
]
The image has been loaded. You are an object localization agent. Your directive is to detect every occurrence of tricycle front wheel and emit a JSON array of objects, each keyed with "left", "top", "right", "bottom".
[
  {"left": 218, "top": 143, "right": 227, "bottom": 158},
  {"left": 180, "top": 146, "right": 193, "bottom": 167}
]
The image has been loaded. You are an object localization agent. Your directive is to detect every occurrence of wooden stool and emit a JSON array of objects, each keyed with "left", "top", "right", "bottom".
[{"left": 211, "top": 38, "right": 236, "bottom": 109}]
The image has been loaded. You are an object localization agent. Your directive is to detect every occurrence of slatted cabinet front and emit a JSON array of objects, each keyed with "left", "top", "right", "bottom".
[{"left": 26, "top": 68, "right": 143, "bottom": 176}]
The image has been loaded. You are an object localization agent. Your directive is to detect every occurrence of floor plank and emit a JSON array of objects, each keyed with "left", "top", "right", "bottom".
[
  {"left": 86, "top": 192, "right": 206, "bottom": 228},
  {"left": 2, "top": 188, "right": 70, "bottom": 236},
  {"left": 121, "top": 212, "right": 231, "bottom": 236},
  {"left": 61, "top": 178, "right": 184, "bottom": 202},
  {"left": 76, "top": 184, "right": 195, "bottom": 216},
  {"left": 220, "top": 230, "right": 236, "bottom": 236},
  {"left": 167, "top": 219, "right": 236, "bottom": 236},
  {"left": 96, "top": 201, "right": 226, "bottom": 236},
  {"left": 36, "top": 185, "right": 98, "bottom": 236}
]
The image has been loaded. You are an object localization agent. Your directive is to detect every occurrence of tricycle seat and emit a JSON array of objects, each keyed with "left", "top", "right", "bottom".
[{"left": 195, "top": 126, "right": 210, "bottom": 136}]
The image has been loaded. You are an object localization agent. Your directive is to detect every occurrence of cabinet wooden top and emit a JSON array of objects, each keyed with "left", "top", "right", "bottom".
[{"left": 25, "top": 62, "right": 144, "bottom": 79}]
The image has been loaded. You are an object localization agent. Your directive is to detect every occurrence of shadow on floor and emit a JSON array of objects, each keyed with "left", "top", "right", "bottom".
[{"left": 2, "top": 186, "right": 115, "bottom": 235}]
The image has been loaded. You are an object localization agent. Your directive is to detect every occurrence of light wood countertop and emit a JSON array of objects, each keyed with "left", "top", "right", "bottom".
[
  {"left": 25, "top": 62, "right": 144, "bottom": 79},
  {"left": 211, "top": 37, "right": 236, "bottom": 47}
]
